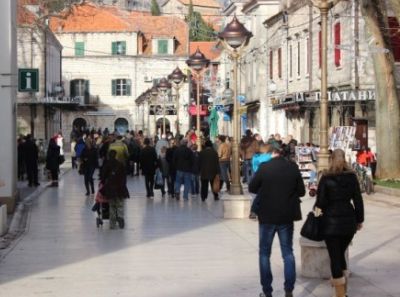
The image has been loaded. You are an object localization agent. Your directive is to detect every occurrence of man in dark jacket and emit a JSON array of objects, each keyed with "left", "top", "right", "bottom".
[
  {"left": 249, "top": 146, "right": 305, "bottom": 297},
  {"left": 199, "top": 140, "right": 220, "bottom": 201},
  {"left": 23, "top": 134, "right": 40, "bottom": 187},
  {"left": 139, "top": 138, "right": 158, "bottom": 198},
  {"left": 173, "top": 139, "right": 193, "bottom": 200}
]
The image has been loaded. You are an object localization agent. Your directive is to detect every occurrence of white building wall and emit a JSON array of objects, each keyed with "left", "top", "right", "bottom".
[{"left": 55, "top": 32, "right": 138, "bottom": 57}]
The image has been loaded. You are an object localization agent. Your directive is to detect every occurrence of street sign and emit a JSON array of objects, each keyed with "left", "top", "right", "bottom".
[{"left": 18, "top": 68, "right": 39, "bottom": 92}]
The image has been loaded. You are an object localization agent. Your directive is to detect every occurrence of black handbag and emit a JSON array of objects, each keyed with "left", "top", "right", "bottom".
[{"left": 300, "top": 211, "right": 323, "bottom": 241}]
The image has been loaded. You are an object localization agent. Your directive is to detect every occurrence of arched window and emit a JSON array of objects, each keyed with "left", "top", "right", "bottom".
[{"left": 114, "top": 118, "right": 129, "bottom": 135}]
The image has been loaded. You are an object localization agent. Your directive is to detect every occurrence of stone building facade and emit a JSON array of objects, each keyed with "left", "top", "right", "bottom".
[
  {"left": 264, "top": 0, "right": 378, "bottom": 148},
  {"left": 49, "top": 1, "right": 190, "bottom": 145}
]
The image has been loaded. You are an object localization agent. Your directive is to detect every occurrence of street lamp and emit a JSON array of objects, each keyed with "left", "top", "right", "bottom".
[
  {"left": 157, "top": 78, "right": 171, "bottom": 136},
  {"left": 311, "top": 0, "right": 338, "bottom": 172},
  {"left": 168, "top": 67, "right": 187, "bottom": 138},
  {"left": 186, "top": 48, "right": 210, "bottom": 151},
  {"left": 218, "top": 15, "right": 252, "bottom": 195}
]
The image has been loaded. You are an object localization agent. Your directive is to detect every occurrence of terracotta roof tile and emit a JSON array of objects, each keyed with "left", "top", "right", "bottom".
[
  {"left": 190, "top": 41, "right": 222, "bottom": 61},
  {"left": 17, "top": 4, "right": 37, "bottom": 25}
]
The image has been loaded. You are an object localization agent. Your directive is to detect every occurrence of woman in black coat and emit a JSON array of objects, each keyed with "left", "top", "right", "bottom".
[
  {"left": 139, "top": 138, "right": 158, "bottom": 198},
  {"left": 314, "top": 149, "right": 364, "bottom": 297},
  {"left": 46, "top": 138, "right": 60, "bottom": 187},
  {"left": 198, "top": 140, "right": 220, "bottom": 201},
  {"left": 81, "top": 138, "right": 98, "bottom": 196}
]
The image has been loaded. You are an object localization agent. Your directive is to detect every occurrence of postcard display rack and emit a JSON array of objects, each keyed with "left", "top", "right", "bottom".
[{"left": 329, "top": 126, "right": 357, "bottom": 163}]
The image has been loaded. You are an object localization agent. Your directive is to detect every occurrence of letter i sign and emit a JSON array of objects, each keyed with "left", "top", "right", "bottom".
[{"left": 18, "top": 68, "right": 39, "bottom": 92}]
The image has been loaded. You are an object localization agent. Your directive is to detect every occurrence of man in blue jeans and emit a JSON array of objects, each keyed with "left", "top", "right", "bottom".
[
  {"left": 173, "top": 139, "right": 194, "bottom": 200},
  {"left": 249, "top": 146, "right": 305, "bottom": 297}
]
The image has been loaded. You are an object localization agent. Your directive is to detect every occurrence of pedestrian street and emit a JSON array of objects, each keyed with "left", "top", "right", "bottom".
[{"left": 0, "top": 170, "right": 399, "bottom": 297}]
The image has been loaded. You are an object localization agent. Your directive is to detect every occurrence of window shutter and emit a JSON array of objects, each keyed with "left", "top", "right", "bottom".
[
  {"left": 112, "top": 79, "right": 116, "bottom": 95},
  {"left": 84, "top": 80, "right": 90, "bottom": 96},
  {"left": 158, "top": 40, "right": 168, "bottom": 54},
  {"left": 334, "top": 22, "right": 341, "bottom": 67},
  {"left": 112, "top": 42, "right": 117, "bottom": 55},
  {"left": 278, "top": 48, "right": 282, "bottom": 78},
  {"left": 70, "top": 81, "right": 76, "bottom": 97},
  {"left": 126, "top": 79, "right": 131, "bottom": 96},
  {"left": 269, "top": 50, "right": 273, "bottom": 79},
  {"left": 318, "top": 30, "right": 322, "bottom": 68},
  {"left": 75, "top": 42, "right": 84, "bottom": 56},
  {"left": 121, "top": 41, "right": 126, "bottom": 55}
]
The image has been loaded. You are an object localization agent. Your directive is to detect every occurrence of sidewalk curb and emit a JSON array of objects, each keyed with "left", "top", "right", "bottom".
[
  {"left": 1, "top": 168, "right": 71, "bottom": 250},
  {"left": 374, "top": 185, "right": 400, "bottom": 197}
]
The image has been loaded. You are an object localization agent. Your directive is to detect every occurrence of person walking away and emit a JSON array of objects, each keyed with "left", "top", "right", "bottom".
[
  {"left": 190, "top": 144, "right": 200, "bottom": 197},
  {"left": 139, "top": 138, "right": 158, "bottom": 198},
  {"left": 81, "top": 138, "right": 98, "bottom": 195},
  {"left": 249, "top": 146, "right": 305, "bottom": 297},
  {"left": 166, "top": 139, "right": 178, "bottom": 198},
  {"left": 108, "top": 135, "right": 129, "bottom": 168},
  {"left": 46, "top": 138, "right": 61, "bottom": 187},
  {"left": 157, "top": 146, "right": 169, "bottom": 197},
  {"left": 199, "top": 140, "right": 220, "bottom": 201},
  {"left": 240, "top": 129, "right": 259, "bottom": 183},
  {"left": 173, "top": 139, "right": 193, "bottom": 200},
  {"left": 127, "top": 137, "right": 141, "bottom": 176},
  {"left": 217, "top": 135, "right": 231, "bottom": 192},
  {"left": 23, "top": 134, "right": 40, "bottom": 187},
  {"left": 155, "top": 134, "right": 169, "bottom": 156},
  {"left": 75, "top": 137, "right": 86, "bottom": 162},
  {"left": 100, "top": 150, "right": 129, "bottom": 229},
  {"left": 249, "top": 143, "right": 273, "bottom": 219},
  {"left": 314, "top": 149, "right": 364, "bottom": 297}
]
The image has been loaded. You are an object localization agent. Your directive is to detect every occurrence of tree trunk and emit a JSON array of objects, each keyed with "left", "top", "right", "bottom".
[{"left": 361, "top": 0, "right": 400, "bottom": 179}]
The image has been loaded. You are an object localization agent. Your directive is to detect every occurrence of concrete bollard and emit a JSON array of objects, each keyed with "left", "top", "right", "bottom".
[
  {"left": 0, "top": 204, "right": 7, "bottom": 236},
  {"left": 300, "top": 237, "right": 349, "bottom": 279},
  {"left": 222, "top": 194, "right": 251, "bottom": 219}
]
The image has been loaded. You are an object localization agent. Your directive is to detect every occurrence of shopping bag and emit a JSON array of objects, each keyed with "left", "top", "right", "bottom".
[
  {"left": 154, "top": 169, "right": 164, "bottom": 189},
  {"left": 212, "top": 174, "right": 220, "bottom": 193},
  {"left": 300, "top": 211, "right": 323, "bottom": 241}
]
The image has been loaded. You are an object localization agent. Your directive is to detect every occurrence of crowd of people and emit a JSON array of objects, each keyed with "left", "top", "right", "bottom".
[{"left": 17, "top": 126, "right": 366, "bottom": 297}]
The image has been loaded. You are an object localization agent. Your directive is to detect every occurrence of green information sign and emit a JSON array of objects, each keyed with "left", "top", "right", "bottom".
[{"left": 18, "top": 68, "right": 39, "bottom": 92}]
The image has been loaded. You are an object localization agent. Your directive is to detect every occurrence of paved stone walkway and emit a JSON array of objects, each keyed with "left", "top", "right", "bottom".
[{"left": 0, "top": 169, "right": 399, "bottom": 297}]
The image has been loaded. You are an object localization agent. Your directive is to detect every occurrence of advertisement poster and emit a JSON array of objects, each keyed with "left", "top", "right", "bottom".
[{"left": 329, "top": 126, "right": 356, "bottom": 152}]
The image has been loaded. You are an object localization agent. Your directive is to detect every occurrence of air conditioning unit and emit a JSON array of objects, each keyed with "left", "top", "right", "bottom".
[{"left": 144, "top": 75, "right": 153, "bottom": 82}]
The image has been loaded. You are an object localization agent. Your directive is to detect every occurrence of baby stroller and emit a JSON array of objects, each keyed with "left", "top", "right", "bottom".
[
  {"left": 308, "top": 169, "right": 318, "bottom": 197},
  {"left": 92, "top": 182, "right": 124, "bottom": 228}
]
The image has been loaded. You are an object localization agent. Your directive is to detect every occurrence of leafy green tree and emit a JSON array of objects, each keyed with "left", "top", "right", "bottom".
[
  {"left": 186, "top": 0, "right": 215, "bottom": 41},
  {"left": 150, "top": 0, "right": 161, "bottom": 16}
]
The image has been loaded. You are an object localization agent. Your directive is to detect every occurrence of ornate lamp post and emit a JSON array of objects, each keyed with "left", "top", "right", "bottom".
[
  {"left": 150, "top": 85, "right": 159, "bottom": 136},
  {"left": 186, "top": 48, "right": 210, "bottom": 151},
  {"left": 218, "top": 15, "right": 253, "bottom": 195},
  {"left": 157, "top": 78, "right": 171, "bottom": 135},
  {"left": 311, "top": 0, "right": 339, "bottom": 172},
  {"left": 168, "top": 67, "right": 186, "bottom": 138}
]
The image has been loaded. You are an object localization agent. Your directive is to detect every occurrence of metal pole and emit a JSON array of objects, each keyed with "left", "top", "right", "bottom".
[
  {"left": 318, "top": 0, "right": 330, "bottom": 172},
  {"left": 146, "top": 101, "right": 150, "bottom": 136},
  {"left": 230, "top": 52, "right": 242, "bottom": 195},
  {"left": 175, "top": 85, "right": 180, "bottom": 137},
  {"left": 196, "top": 74, "right": 201, "bottom": 151}
]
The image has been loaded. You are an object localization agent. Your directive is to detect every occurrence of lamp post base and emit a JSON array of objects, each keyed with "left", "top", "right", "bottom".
[
  {"left": 229, "top": 183, "right": 243, "bottom": 196},
  {"left": 222, "top": 193, "right": 251, "bottom": 219}
]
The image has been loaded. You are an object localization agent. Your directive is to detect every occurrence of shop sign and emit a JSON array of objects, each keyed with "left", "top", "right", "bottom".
[{"left": 314, "top": 90, "right": 375, "bottom": 101}]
